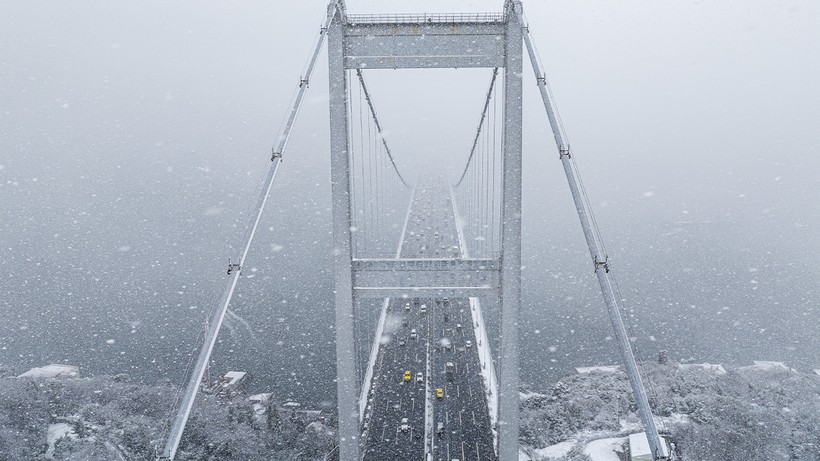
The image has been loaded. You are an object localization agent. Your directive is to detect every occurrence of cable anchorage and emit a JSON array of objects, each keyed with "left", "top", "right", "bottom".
[
  {"left": 559, "top": 146, "right": 571, "bottom": 159},
  {"left": 593, "top": 256, "right": 610, "bottom": 273},
  {"left": 227, "top": 258, "right": 242, "bottom": 275}
]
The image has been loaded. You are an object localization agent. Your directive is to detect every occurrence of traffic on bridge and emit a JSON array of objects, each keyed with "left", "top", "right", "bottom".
[{"left": 361, "top": 184, "right": 496, "bottom": 461}]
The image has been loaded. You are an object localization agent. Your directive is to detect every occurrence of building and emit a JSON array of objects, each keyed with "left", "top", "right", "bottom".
[{"left": 18, "top": 364, "right": 80, "bottom": 379}]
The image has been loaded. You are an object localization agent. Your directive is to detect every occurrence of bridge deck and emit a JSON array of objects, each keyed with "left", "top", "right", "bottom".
[{"left": 361, "top": 182, "right": 496, "bottom": 461}]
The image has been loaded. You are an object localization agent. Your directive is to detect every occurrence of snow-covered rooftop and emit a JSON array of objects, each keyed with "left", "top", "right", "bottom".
[
  {"left": 576, "top": 365, "right": 620, "bottom": 374},
  {"left": 678, "top": 363, "right": 727, "bottom": 374},
  {"left": 223, "top": 371, "right": 247, "bottom": 384},
  {"left": 739, "top": 361, "right": 795, "bottom": 372},
  {"left": 628, "top": 432, "right": 670, "bottom": 459},
  {"left": 18, "top": 364, "right": 80, "bottom": 379},
  {"left": 249, "top": 392, "right": 273, "bottom": 403}
]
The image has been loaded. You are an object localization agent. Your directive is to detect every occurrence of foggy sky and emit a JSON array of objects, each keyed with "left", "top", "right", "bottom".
[{"left": 1, "top": 0, "right": 818, "bottom": 401}]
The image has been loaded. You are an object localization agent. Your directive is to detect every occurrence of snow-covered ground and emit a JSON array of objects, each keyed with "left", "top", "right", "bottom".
[
  {"left": 677, "top": 362, "right": 726, "bottom": 374},
  {"left": 532, "top": 440, "right": 574, "bottom": 459},
  {"left": 469, "top": 297, "right": 498, "bottom": 443},
  {"left": 45, "top": 423, "right": 77, "bottom": 459},
  {"left": 583, "top": 437, "right": 624, "bottom": 461},
  {"left": 520, "top": 359, "right": 820, "bottom": 460},
  {"left": 739, "top": 360, "right": 796, "bottom": 372}
]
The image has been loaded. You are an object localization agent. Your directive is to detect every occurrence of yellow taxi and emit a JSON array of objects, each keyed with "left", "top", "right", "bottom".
[
  {"left": 404, "top": 370, "right": 412, "bottom": 382},
  {"left": 436, "top": 387, "right": 444, "bottom": 399}
]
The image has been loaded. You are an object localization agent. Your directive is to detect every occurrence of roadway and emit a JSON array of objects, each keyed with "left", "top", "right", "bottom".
[{"left": 361, "top": 181, "right": 496, "bottom": 461}]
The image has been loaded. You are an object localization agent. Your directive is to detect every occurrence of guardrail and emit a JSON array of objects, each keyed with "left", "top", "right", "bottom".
[{"left": 347, "top": 13, "right": 505, "bottom": 24}]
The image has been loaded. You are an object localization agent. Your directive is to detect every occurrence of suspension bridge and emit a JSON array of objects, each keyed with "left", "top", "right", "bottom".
[{"left": 156, "top": 1, "right": 671, "bottom": 460}]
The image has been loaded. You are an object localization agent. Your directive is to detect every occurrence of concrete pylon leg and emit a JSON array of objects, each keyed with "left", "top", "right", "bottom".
[
  {"left": 328, "top": 4, "right": 360, "bottom": 460},
  {"left": 498, "top": 1, "right": 523, "bottom": 460}
]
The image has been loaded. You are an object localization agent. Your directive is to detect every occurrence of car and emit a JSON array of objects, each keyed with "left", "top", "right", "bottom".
[
  {"left": 404, "top": 370, "right": 411, "bottom": 382},
  {"left": 456, "top": 323, "right": 463, "bottom": 330},
  {"left": 465, "top": 340, "right": 472, "bottom": 348},
  {"left": 399, "top": 338, "right": 406, "bottom": 346},
  {"left": 404, "top": 303, "right": 411, "bottom": 312},
  {"left": 400, "top": 417, "right": 410, "bottom": 432},
  {"left": 436, "top": 387, "right": 444, "bottom": 399},
  {"left": 420, "top": 304, "right": 427, "bottom": 314},
  {"left": 410, "top": 329, "right": 417, "bottom": 340},
  {"left": 436, "top": 421, "right": 444, "bottom": 435},
  {"left": 416, "top": 372, "right": 423, "bottom": 383}
]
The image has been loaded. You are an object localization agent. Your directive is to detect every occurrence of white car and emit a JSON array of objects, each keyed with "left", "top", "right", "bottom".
[
  {"left": 416, "top": 372, "right": 424, "bottom": 383},
  {"left": 465, "top": 340, "right": 472, "bottom": 348},
  {"left": 410, "top": 329, "right": 417, "bottom": 340},
  {"left": 400, "top": 417, "right": 410, "bottom": 432},
  {"left": 420, "top": 304, "right": 427, "bottom": 314}
]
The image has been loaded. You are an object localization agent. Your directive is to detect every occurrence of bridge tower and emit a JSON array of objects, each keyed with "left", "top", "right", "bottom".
[
  {"left": 157, "top": 2, "right": 667, "bottom": 461},
  {"left": 328, "top": 1, "right": 523, "bottom": 460}
]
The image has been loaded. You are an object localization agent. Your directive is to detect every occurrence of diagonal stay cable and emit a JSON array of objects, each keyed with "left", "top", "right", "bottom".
[
  {"left": 455, "top": 67, "right": 499, "bottom": 187},
  {"left": 355, "top": 69, "right": 410, "bottom": 188}
]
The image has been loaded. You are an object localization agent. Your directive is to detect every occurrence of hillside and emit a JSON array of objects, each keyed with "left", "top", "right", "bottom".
[
  {"left": 1, "top": 362, "right": 818, "bottom": 460},
  {"left": 520, "top": 362, "right": 820, "bottom": 460},
  {"left": 0, "top": 369, "right": 335, "bottom": 460}
]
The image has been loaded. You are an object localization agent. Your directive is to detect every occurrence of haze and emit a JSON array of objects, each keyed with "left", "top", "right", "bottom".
[{"left": 1, "top": 0, "right": 818, "bottom": 405}]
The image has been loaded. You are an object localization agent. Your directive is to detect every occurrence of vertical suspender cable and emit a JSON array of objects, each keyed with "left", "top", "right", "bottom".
[
  {"left": 348, "top": 71, "right": 358, "bottom": 258},
  {"left": 484, "top": 96, "right": 491, "bottom": 256},
  {"left": 482, "top": 102, "right": 487, "bottom": 256},
  {"left": 491, "top": 83, "right": 498, "bottom": 257},
  {"left": 357, "top": 80, "right": 368, "bottom": 256},
  {"left": 455, "top": 67, "right": 499, "bottom": 188},
  {"left": 356, "top": 70, "right": 410, "bottom": 188},
  {"left": 371, "top": 107, "right": 381, "bottom": 254},
  {"left": 479, "top": 112, "right": 485, "bottom": 256}
]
